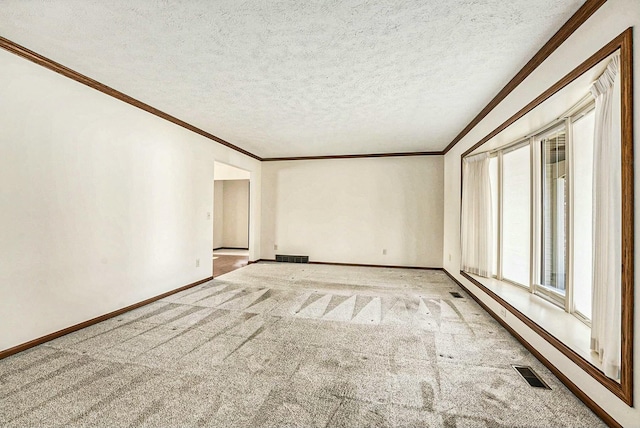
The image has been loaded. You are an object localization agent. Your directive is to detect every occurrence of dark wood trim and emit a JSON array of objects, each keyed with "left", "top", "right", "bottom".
[
  {"left": 254, "top": 259, "right": 441, "bottom": 270},
  {"left": 619, "top": 25, "right": 635, "bottom": 411},
  {"left": 458, "top": 28, "right": 634, "bottom": 406},
  {"left": 0, "top": 36, "right": 443, "bottom": 163},
  {"left": 213, "top": 247, "right": 249, "bottom": 251},
  {"left": 0, "top": 1, "right": 607, "bottom": 162},
  {"left": 442, "top": 269, "right": 621, "bottom": 428},
  {"left": 443, "top": 0, "right": 607, "bottom": 154},
  {"left": 262, "top": 151, "right": 442, "bottom": 162},
  {"left": 0, "top": 276, "right": 213, "bottom": 360},
  {"left": 461, "top": 28, "right": 631, "bottom": 158},
  {"left": 0, "top": 36, "right": 262, "bottom": 161},
  {"left": 310, "top": 261, "right": 441, "bottom": 270}
]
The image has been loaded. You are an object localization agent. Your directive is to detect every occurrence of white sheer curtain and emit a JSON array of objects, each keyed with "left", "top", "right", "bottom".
[
  {"left": 461, "top": 152, "right": 493, "bottom": 277},
  {"left": 590, "top": 54, "right": 621, "bottom": 380}
]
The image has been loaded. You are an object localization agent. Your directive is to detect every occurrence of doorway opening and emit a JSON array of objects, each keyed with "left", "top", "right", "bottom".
[{"left": 213, "top": 161, "right": 250, "bottom": 278}]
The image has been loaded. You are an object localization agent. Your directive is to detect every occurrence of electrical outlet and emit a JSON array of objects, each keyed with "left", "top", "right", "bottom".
[
  {"left": 196, "top": 259, "right": 200, "bottom": 267},
  {"left": 499, "top": 307, "right": 507, "bottom": 318},
  {"left": 382, "top": 249, "right": 387, "bottom": 255},
  {"left": 274, "top": 244, "right": 278, "bottom": 250}
]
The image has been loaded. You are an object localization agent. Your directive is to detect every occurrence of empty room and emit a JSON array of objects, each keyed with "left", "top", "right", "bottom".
[{"left": 0, "top": 1, "right": 638, "bottom": 427}]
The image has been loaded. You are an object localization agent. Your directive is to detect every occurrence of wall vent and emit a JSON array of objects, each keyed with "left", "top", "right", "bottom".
[
  {"left": 449, "top": 291, "right": 464, "bottom": 298},
  {"left": 512, "top": 365, "right": 551, "bottom": 389},
  {"left": 276, "top": 254, "right": 309, "bottom": 263}
]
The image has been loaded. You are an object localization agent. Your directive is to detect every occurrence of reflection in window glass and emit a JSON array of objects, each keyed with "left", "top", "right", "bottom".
[
  {"left": 572, "top": 109, "right": 595, "bottom": 319},
  {"left": 502, "top": 145, "right": 530, "bottom": 286},
  {"left": 540, "top": 129, "right": 567, "bottom": 295}
]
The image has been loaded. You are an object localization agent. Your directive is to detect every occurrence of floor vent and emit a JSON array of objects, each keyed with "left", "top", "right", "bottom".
[
  {"left": 512, "top": 365, "right": 551, "bottom": 389},
  {"left": 449, "top": 291, "right": 464, "bottom": 298},
  {"left": 276, "top": 254, "right": 309, "bottom": 263}
]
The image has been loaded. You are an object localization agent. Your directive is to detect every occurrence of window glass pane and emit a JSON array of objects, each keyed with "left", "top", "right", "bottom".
[
  {"left": 572, "top": 109, "right": 595, "bottom": 319},
  {"left": 502, "top": 145, "right": 530, "bottom": 286},
  {"left": 489, "top": 156, "right": 499, "bottom": 277},
  {"left": 540, "top": 128, "right": 567, "bottom": 295}
]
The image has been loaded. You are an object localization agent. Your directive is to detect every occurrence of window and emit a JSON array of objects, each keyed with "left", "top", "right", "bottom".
[
  {"left": 468, "top": 98, "right": 596, "bottom": 325},
  {"left": 501, "top": 144, "right": 530, "bottom": 287},
  {"left": 460, "top": 44, "right": 633, "bottom": 399},
  {"left": 489, "top": 156, "right": 499, "bottom": 277},
  {"left": 571, "top": 107, "right": 596, "bottom": 321},
  {"left": 538, "top": 126, "right": 568, "bottom": 303}
]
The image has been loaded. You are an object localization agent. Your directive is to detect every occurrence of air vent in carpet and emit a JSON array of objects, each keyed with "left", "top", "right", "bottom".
[
  {"left": 512, "top": 365, "right": 551, "bottom": 389},
  {"left": 275, "top": 254, "right": 309, "bottom": 263},
  {"left": 449, "top": 291, "right": 464, "bottom": 298}
]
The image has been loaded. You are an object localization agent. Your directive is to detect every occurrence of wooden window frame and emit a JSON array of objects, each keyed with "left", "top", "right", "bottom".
[{"left": 459, "top": 28, "right": 634, "bottom": 406}]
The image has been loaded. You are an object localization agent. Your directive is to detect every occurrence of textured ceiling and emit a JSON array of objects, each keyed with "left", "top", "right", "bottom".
[{"left": 0, "top": 0, "right": 585, "bottom": 158}]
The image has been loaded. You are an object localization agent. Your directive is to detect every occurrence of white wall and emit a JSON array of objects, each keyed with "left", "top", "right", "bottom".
[
  {"left": 0, "top": 48, "right": 261, "bottom": 352},
  {"left": 442, "top": 0, "right": 639, "bottom": 425},
  {"left": 261, "top": 156, "right": 443, "bottom": 267},
  {"left": 214, "top": 161, "right": 251, "bottom": 181},
  {"left": 222, "top": 180, "right": 250, "bottom": 248},
  {"left": 213, "top": 181, "right": 225, "bottom": 249}
]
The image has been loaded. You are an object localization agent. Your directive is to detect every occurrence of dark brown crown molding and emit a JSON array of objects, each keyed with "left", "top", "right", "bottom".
[
  {"left": 442, "top": 0, "right": 607, "bottom": 154},
  {"left": 262, "top": 151, "right": 442, "bottom": 161},
  {"left": 461, "top": 28, "right": 632, "bottom": 158},
  {"left": 0, "top": 36, "right": 262, "bottom": 161},
  {"left": 0, "top": 35, "right": 443, "bottom": 162},
  {"left": 0, "top": 0, "right": 607, "bottom": 161}
]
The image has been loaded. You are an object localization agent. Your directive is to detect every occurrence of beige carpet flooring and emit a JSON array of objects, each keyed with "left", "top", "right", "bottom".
[{"left": 0, "top": 263, "right": 605, "bottom": 427}]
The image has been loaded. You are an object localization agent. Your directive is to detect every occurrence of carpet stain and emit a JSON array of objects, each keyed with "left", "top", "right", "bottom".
[
  {"left": 420, "top": 381, "right": 435, "bottom": 411},
  {"left": 442, "top": 414, "right": 457, "bottom": 428}
]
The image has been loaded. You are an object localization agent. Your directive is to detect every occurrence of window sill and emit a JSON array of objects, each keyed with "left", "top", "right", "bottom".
[{"left": 467, "top": 272, "right": 603, "bottom": 372}]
